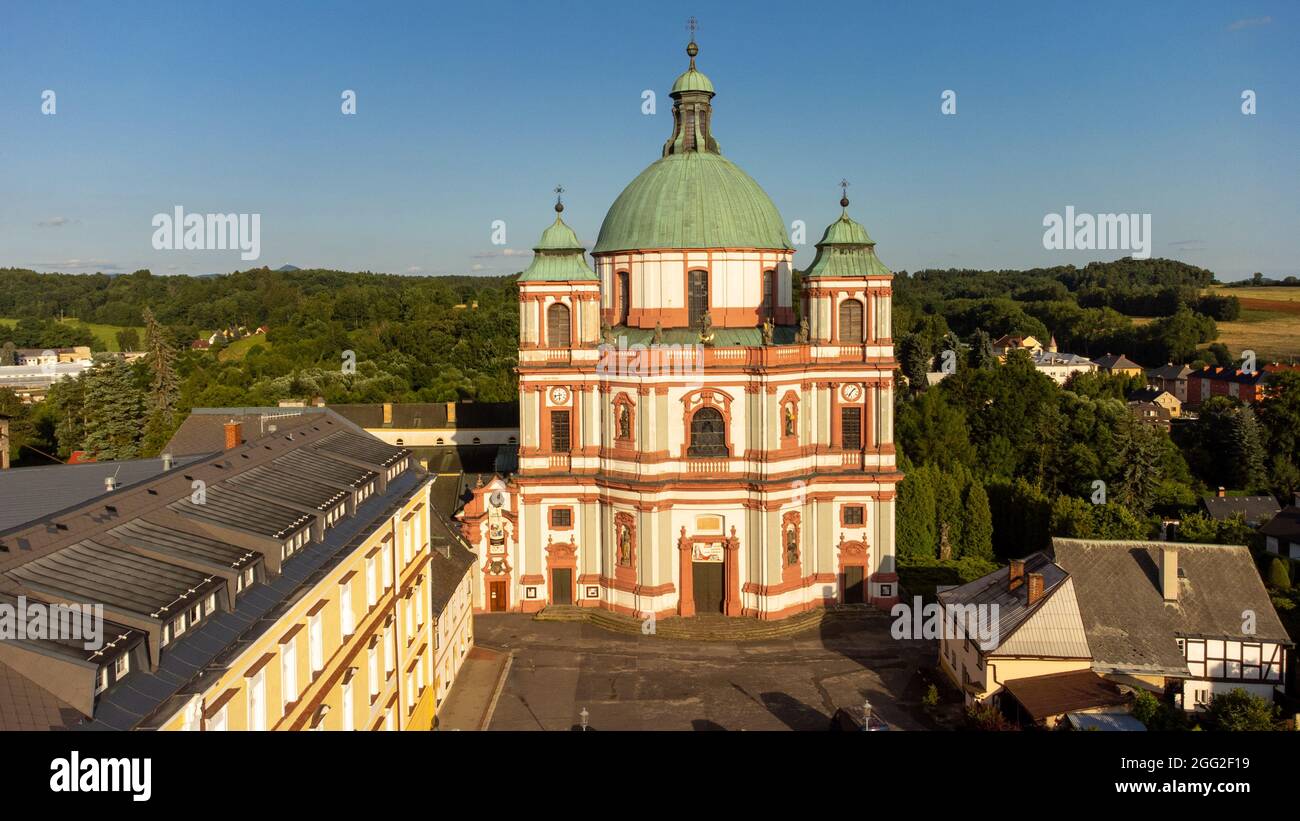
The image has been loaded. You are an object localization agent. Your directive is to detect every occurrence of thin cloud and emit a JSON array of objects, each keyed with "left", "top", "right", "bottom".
[
  {"left": 1227, "top": 16, "right": 1271, "bottom": 31},
  {"left": 471, "top": 247, "right": 531, "bottom": 259},
  {"left": 31, "top": 259, "right": 123, "bottom": 271},
  {"left": 1168, "top": 239, "right": 1208, "bottom": 250},
  {"left": 36, "top": 216, "right": 78, "bottom": 228}
]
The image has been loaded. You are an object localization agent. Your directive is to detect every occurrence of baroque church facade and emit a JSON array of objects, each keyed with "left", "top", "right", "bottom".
[{"left": 459, "top": 39, "right": 901, "bottom": 620}]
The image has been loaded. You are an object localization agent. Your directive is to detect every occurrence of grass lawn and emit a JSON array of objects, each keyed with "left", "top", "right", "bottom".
[
  {"left": 0, "top": 316, "right": 145, "bottom": 352},
  {"left": 1199, "top": 287, "right": 1300, "bottom": 361},
  {"left": 216, "top": 333, "right": 271, "bottom": 362}
]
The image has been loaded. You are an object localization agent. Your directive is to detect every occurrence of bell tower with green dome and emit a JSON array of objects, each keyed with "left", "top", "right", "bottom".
[{"left": 461, "top": 36, "right": 900, "bottom": 621}]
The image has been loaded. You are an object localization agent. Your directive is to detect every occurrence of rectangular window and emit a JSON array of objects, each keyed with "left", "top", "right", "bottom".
[
  {"left": 384, "top": 629, "right": 395, "bottom": 677},
  {"left": 550, "top": 410, "right": 571, "bottom": 452},
  {"left": 281, "top": 641, "right": 298, "bottom": 706},
  {"left": 366, "top": 557, "right": 378, "bottom": 606},
  {"left": 114, "top": 653, "right": 130, "bottom": 678},
  {"left": 309, "top": 614, "right": 324, "bottom": 674},
  {"left": 844, "top": 506, "right": 864, "bottom": 525},
  {"left": 342, "top": 680, "right": 355, "bottom": 731},
  {"left": 550, "top": 508, "right": 572, "bottom": 528},
  {"left": 248, "top": 670, "right": 267, "bottom": 731},
  {"left": 209, "top": 706, "right": 227, "bottom": 732},
  {"left": 382, "top": 547, "right": 393, "bottom": 590},
  {"left": 368, "top": 645, "right": 379, "bottom": 698},
  {"left": 841, "top": 407, "right": 862, "bottom": 450},
  {"left": 340, "top": 582, "right": 354, "bottom": 636}
]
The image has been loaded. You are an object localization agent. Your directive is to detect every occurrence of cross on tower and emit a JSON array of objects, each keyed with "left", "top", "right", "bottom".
[
  {"left": 554, "top": 184, "right": 565, "bottom": 213},
  {"left": 839, "top": 178, "right": 850, "bottom": 207},
  {"left": 687, "top": 16, "right": 698, "bottom": 42}
]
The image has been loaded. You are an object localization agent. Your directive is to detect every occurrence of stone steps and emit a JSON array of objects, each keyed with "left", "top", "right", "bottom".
[{"left": 534, "top": 605, "right": 883, "bottom": 642}]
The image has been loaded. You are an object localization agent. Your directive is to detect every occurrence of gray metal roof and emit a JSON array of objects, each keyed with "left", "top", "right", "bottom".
[
  {"left": 0, "top": 455, "right": 205, "bottom": 534},
  {"left": 1201, "top": 494, "right": 1280, "bottom": 525},
  {"left": 1050, "top": 538, "right": 1292, "bottom": 677}
]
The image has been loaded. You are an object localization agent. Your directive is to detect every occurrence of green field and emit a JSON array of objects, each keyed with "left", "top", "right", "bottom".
[
  {"left": 0, "top": 317, "right": 145, "bottom": 352},
  {"left": 216, "top": 333, "right": 271, "bottom": 362},
  {"left": 1206, "top": 286, "right": 1300, "bottom": 361}
]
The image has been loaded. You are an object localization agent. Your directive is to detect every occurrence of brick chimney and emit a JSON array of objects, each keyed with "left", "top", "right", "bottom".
[
  {"left": 383, "top": 403, "right": 393, "bottom": 427},
  {"left": 446, "top": 401, "right": 456, "bottom": 425},
  {"left": 1026, "top": 572, "right": 1045, "bottom": 606},
  {"left": 1159, "top": 545, "right": 1179, "bottom": 602},
  {"left": 223, "top": 420, "right": 242, "bottom": 450},
  {"left": 1008, "top": 559, "right": 1025, "bottom": 591}
]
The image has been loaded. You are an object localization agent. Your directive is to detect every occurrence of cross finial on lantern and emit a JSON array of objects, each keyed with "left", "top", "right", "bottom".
[
  {"left": 839, "top": 178, "right": 850, "bottom": 208},
  {"left": 554, "top": 184, "right": 565, "bottom": 213}
]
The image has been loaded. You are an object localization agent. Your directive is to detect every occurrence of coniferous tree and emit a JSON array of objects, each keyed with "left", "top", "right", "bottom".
[
  {"left": 959, "top": 480, "right": 994, "bottom": 559},
  {"left": 1228, "top": 405, "right": 1268, "bottom": 491},
  {"left": 140, "top": 307, "right": 180, "bottom": 455},
  {"left": 897, "top": 467, "right": 937, "bottom": 559},
  {"left": 82, "top": 359, "right": 145, "bottom": 460}
]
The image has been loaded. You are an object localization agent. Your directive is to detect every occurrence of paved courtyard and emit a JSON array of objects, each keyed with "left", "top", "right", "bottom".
[{"left": 475, "top": 612, "right": 937, "bottom": 731}]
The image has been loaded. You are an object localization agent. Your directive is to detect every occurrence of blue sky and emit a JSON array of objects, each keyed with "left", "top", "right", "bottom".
[{"left": 1, "top": 0, "right": 1295, "bottom": 281}]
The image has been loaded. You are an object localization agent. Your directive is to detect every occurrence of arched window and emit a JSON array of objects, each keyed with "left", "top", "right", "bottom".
[
  {"left": 688, "top": 407, "right": 728, "bottom": 457},
  {"left": 838, "top": 298, "right": 864, "bottom": 343},
  {"left": 761, "top": 269, "right": 775, "bottom": 319},
  {"left": 547, "top": 302, "right": 571, "bottom": 347},
  {"left": 688, "top": 270, "right": 709, "bottom": 328},
  {"left": 617, "top": 272, "right": 630, "bottom": 325}
]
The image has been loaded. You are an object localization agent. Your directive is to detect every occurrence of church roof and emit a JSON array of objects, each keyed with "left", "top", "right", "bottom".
[
  {"left": 517, "top": 211, "right": 598, "bottom": 282},
  {"left": 592, "top": 40, "right": 790, "bottom": 255},
  {"left": 803, "top": 203, "right": 892, "bottom": 279}
]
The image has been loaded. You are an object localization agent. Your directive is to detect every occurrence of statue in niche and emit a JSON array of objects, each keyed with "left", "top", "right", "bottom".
[
  {"left": 617, "top": 403, "right": 631, "bottom": 440},
  {"left": 785, "top": 527, "right": 799, "bottom": 566},
  {"left": 784, "top": 404, "right": 796, "bottom": 437},
  {"left": 618, "top": 524, "right": 633, "bottom": 567}
]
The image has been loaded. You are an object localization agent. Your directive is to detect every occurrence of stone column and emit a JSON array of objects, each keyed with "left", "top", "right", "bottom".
[
  {"left": 724, "top": 527, "right": 742, "bottom": 617},
  {"left": 677, "top": 528, "right": 695, "bottom": 617}
]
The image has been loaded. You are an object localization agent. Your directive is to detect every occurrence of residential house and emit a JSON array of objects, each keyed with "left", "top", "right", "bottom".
[
  {"left": 1129, "top": 400, "right": 1173, "bottom": 430},
  {"left": 991, "top": 334, "right": 1043, "bottom": 358},
  {"left": 1092, "top": 353, "right": 1144, "bottom": 377},
  {"left": 1148, "top": 362, "right": 1192, "bottom": 403},
  {"left": 938, "top": 539, "right": 1291, "bottom": 713},
  {"left": 1262, "top": 494, "right": 1300, "bottom": 561},
  {"left": 1127, "top": 386, "right": 1181, "bottom": 418},
  {"left": 1201, "top": 489, "right": 1280, "bottom": 527},
  {"left": 1033, "top": 350, "right": 1098, "bottom": 386},
  {"left": 1188, "top": 363, "right": 1300, "bottom": 406}
]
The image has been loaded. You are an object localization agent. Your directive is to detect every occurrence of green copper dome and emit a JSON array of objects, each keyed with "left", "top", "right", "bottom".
[
  {"left": 671, "top": 67, "right": 715, "bottom": 95},
  {"left": 593, "top": 42, "right": 789, "bottom": 254},
  {"left": 803, "top": 204, "right": 892, "bottom": 279},
  {"left": 594, "top": 153, "right": 791, "bottom": 253},
  {"left": 518, "top": 211, "right": 598, "bottom": 282}
]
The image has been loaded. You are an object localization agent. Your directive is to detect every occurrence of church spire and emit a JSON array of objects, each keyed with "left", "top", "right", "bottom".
[{"left": 663, "top": 22, "right": 720, "bottom": 157}]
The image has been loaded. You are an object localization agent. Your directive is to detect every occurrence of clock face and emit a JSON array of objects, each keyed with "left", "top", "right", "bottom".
[
  {"left": 842, "top": 383, "right": 862, "bottom": 402},
  {"left": 550, "top": 386, "right": 569, "bottom": 404}
]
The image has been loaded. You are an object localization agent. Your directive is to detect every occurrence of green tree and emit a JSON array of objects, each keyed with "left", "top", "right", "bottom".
[
  {"left": 959, "top": 480, "right": 994, "bottom": 560},
  {"left": 897, "top": 465, "right": 938, "bottom": 559},
  {"left": 1266, "top": 557, "right": 1292, "bottom": 591},
  {"left": 115, "top": 327, "right": 141, "bottom": 351},
  {"left": 1205, "top": 688, "right": 1281, "bottom": 731},
  {"left": 140, "top": 307, "right": 180, "bottom": 456},
  {"left": 82, "top": 359, "right": 146, "bottom": 460}
]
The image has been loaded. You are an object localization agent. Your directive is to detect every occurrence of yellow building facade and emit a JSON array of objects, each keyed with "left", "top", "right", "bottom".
[{"left": 159, "top": 479, "right": 439, "bottom": 731}]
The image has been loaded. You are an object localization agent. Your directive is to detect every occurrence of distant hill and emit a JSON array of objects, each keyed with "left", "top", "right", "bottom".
[{"left": 275, "top": 265, "right": 300, "bottom": 272}]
